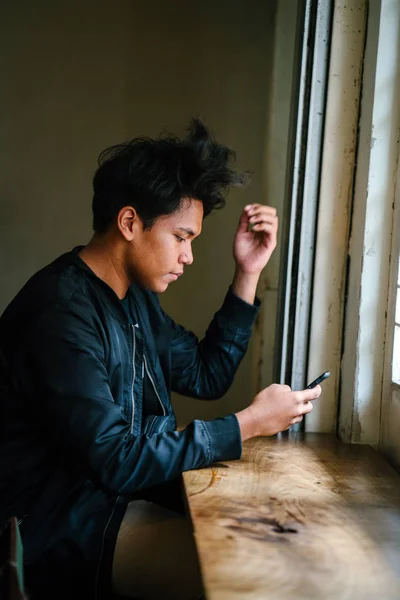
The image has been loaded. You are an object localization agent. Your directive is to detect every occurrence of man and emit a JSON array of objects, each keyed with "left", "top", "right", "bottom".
[{"left": 0, "top": 119, "right": 320, "bottom": 599}]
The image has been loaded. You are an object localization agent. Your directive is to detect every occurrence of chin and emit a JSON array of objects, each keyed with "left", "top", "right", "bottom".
[
  {"left": 133, "top": 274, "right": 168, "bottom": 293},
  {"left": 157, "top": 282, "right": 169, "bottom": 293},
  {"left": 146, "top": 281, "right": 169, "bottom": 293}
]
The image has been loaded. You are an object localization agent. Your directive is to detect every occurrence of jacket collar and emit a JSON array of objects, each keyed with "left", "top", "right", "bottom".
[{"left": 67, "top": 246, "right": 145, "bottom": 324}]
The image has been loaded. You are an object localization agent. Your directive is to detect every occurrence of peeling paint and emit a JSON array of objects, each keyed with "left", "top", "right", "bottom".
[{"left": 352, "top": 408, "right": 362, "bottom": 442}]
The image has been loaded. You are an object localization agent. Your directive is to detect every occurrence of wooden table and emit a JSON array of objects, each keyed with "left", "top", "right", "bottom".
[{"left": 183, "top": 433, "right": 400, "bottom": 600}]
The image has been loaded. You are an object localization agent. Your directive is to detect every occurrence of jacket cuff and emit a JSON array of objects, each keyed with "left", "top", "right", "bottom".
[
  {"left": 218, "top": 286, "right": 261, "bottom": 330},
  {"left": 201, "top": 413, "right": 242, "bottom": 463}
]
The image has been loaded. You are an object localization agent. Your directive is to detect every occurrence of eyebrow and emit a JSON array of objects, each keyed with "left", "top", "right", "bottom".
[{"left": 176, "top": 227, "right": 197, "bottom": 237}]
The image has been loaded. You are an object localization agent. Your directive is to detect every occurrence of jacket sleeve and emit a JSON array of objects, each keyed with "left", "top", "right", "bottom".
[
  {"left": 167, "top": 287, "right": 261, "bottom": 399},
  {"left": 25, "top": 302, "right": 242, "bottom": 497}
]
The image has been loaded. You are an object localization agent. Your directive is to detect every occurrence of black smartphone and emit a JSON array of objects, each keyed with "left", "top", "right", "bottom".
[{"left": 306, "top": 371, "right": 330, "bottom": 389}]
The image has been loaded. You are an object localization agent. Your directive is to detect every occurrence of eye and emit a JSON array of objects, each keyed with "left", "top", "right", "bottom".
[{"left": 174, "top": 235, "right": 185, "bottom": 243}]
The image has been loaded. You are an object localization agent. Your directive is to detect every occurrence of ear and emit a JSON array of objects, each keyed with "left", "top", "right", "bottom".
[{"left": 117, "top": 206, "right": 141, "bottom": 241}]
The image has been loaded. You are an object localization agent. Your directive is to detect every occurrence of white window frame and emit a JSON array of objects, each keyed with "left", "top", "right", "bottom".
[
  {"left": 305, "top": 0, "right": 368, "bottom": 434},
  {"left": 302, "top": 0, "right": 400, "bottom": 454},
  {"left": 337, "top": 0, "right": 400, "bottom": 457},
  {"left": 380, "top": 134, "right": 400, "bottom": 466}
]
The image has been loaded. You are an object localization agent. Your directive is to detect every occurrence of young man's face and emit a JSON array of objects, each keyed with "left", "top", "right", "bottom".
[{"left": 129, "top": 199, "right": 203, "bottom": 293}]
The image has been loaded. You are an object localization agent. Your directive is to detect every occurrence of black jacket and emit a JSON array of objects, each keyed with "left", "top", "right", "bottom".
[{"left": 0, "top": 247, "right": 260, "bottom": 598}]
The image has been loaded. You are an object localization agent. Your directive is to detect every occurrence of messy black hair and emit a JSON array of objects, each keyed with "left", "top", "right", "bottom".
[{"left": 92, "top": 118, "right": 250, "bottom": 233}]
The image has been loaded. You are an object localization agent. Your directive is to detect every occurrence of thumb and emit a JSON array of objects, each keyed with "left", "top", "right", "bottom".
[
  {"left": 298, "top": 385, "right": 322, "bottom": 403},
  {"left": 237, "top": 208, "right": 251, "bottom": 234}
]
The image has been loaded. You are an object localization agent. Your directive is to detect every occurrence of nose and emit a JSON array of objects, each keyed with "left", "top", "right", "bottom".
[{"left": 179, "top": 245, "right": 193, "bottom": 265}]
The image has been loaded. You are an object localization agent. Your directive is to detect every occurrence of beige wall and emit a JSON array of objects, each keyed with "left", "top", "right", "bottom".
[
  {"left": 0, "top": 0, "right": 278, "bottom": 425},
  {"left": 0, "top": 1, "right": 134, "bottom": 301}
]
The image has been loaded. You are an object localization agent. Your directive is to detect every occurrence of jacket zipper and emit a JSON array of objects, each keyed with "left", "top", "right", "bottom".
[
  {"left": 143, "top": 354, "right": 166, "bottom": 416},
  {"left": 130, "top": 325, "right": 136, "bottom": 433}
]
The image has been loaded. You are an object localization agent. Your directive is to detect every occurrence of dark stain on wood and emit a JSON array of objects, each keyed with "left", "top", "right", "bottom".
[
  {"left": 239, "top": 516, "right": 298, "bottom": 534},
  {"left": 224, "top": 515, "right": 298, "bottom": 542}
]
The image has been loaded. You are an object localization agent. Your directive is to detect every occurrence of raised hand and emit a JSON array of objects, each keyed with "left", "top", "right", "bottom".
[{"left": 233, "top": 204, "right": 278, "bottom": 276}]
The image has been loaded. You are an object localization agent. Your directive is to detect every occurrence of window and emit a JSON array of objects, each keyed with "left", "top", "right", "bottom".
[{"left": 393, "top": 260, "right": 400, "bottom": 385}]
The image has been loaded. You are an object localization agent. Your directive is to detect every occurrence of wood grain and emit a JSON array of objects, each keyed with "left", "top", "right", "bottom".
[{"left": 183, "top": 433, "right": 400, "bottom": 600}]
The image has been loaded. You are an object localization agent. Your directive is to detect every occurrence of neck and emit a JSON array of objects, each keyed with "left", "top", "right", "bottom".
[{"left": 79, "top": 233, "right": 131, "bottom": 299}]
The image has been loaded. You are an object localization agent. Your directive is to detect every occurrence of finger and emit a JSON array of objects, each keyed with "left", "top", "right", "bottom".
[
  {"left": 249, "top": 215, "right": 278, "bottom": 227},
  {"left": 297, "top": 385, "right": 322, "bottom": 403},
  {"left": 246, "top": 208, "right": 277, "bottom": 224},
  {"left": 250, "top": 223, "right": 277, "bottom": 245},
  {"left": 301, "top": 401, "right": 314, "bottom": 415},
  {"left": 249, "top": 215, "right": 278, "bottom": 231},
  {"left": 245, "top": 204, "right": 277, "bottom": 217},
  {"left": 237, "top": 209, "right": 251, "bottom": 233},
  {"left": 250, "top": 222, "right": 277, "bottom": 232},
  {"left": 249, "top": 208, "right": 278, "bottom": 221}
]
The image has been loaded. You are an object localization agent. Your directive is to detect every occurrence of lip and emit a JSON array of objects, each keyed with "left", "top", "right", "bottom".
[{"left": 169, "top": 272, "right": 183, "bottom": 280}]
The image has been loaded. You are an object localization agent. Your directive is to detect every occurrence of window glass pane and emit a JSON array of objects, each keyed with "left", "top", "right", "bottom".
[
  {"left": 393, "top": 325, "right": 400, "bottom": 385},
  {"left": 396, "top": 288, "right": 400, "bottom": 325}
]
